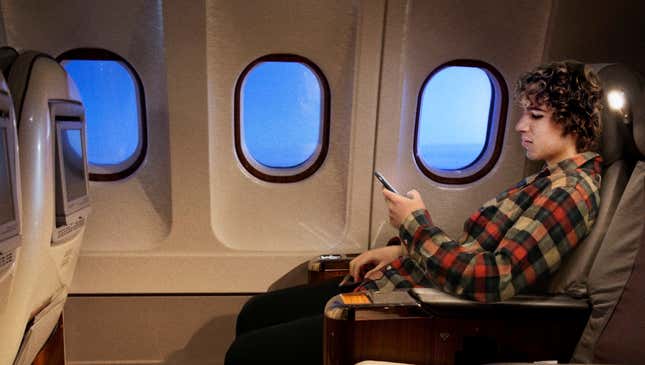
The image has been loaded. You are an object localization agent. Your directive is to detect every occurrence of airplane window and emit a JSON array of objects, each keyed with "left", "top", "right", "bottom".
[
  {"left": 58, "top": 48, "right": 146, "bottom": 181},
  {"left": 415, "top": 61, "right": 507, "bottom": 184},
  {"left": 235, "top": 54, "right": 330, "bottom": 182}
]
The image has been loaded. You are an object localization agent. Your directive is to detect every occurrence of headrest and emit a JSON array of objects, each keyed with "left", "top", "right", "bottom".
[
  {"left": 593, "top": 64, "right": 645, "bottom": 163},
  {"left": 5, "top": 51, "right": 54, "bottom": 127}
]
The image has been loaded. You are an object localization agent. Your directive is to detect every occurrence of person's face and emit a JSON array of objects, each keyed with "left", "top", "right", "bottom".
[{"left": 515, "top": 103, "right": 578, "bottom": 166}]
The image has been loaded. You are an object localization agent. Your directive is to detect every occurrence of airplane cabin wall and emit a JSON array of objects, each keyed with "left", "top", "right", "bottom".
[{"left": 0, "top": 0, "right": 385, "bottom": 295}]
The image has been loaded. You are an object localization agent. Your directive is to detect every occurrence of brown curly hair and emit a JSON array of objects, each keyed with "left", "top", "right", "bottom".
[{"left": 516, "top": 61, "right": 603, "bottom": 152}]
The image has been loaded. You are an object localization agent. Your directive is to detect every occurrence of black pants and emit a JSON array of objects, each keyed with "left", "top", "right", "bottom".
[{"left": 225, "top": 277, "right": 355, "bottom": 365}]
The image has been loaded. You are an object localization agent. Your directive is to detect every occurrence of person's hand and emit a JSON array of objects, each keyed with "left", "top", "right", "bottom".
[
  {"left": 346, "top": 245, "right": 402, "bottom": 283},
  {"left": 383, "top": 189, "right": 428, "bottom": 228}
]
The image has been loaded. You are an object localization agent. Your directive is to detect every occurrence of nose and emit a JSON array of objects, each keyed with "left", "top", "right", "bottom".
[{"left": 515, "top": 114, "right": 529, "bottom": 133}]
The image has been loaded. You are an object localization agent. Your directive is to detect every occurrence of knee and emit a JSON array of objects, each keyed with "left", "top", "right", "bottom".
[
  {"left": 235, "top": 295, "right": 262, "bottom": 336},
  {"left": 224, "top": 337, "right": 245, "bottom": 365}
]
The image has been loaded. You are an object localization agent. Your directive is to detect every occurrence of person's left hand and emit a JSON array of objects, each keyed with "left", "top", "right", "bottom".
[{"left": 383, "top": 189, "right": 428, "bottom": 228}]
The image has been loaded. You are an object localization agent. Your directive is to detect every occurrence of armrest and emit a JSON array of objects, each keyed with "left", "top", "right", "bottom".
[
  {"left": 324, "top": 289, "right": 590, "bottom": 365},
  {"left": 309, "top": 238, "right": 402, "bottom": 285},
  {"left": 308, "top": 254, "right": 358, "bottom": 284},
  {"left": 410, "top": 287, "right": 590, "bottom": 318}
]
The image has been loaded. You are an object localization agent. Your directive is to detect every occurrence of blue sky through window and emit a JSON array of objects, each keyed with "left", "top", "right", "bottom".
[
  {"left": 242, "top": 61, "right": 322, "bottom": 168},
  {"left": 63, "top": 60, "right": 140, "bottom": 166},
  {"left": 417, "top": 66, "right": 492, "bottom": 170}
]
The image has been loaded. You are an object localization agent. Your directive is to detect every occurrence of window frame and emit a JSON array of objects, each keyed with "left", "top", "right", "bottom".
[
  {"left": 413, "top": 59, "right": 508, "bottom": 184},
  {"left": 57, "top": 48, "right": 147, "bottom": 182},
  {"left": 234, "top": 54, "right": 331, "bottom": 183}
]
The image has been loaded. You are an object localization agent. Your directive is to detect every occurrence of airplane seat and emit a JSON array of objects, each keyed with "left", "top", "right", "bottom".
[
  {"left": 0, "top": 50, "right": 90, "bottom": 365},
  {"left": 322, "top": 64, "right": 645, "bottom": 365},
  {"left": 546, "top": 63, "right": 642, "bottom": 297},
  {"left": 568, "top": 67, "right": 645, "bottom": 363}
]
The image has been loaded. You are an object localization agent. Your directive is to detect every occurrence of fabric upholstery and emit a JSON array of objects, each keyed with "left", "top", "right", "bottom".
[
  {"left": 593, "top": 221, "right": 645, "bottom": 363},
  {"left": 572, "top": 162, "right": 645, "bottom": 362}
]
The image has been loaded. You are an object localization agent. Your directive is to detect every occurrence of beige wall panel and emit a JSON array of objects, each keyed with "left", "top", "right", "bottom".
[
  {"left": 64, "top": 295, "right": 248, "bottom": 365},
  {"left": 206, "top": 0, "right": 380, "bottom": 252},
  {"left": 0, "top": 0, "right": 172, "bottom": 251},
  {"left": 371, "top": 0, "right": 552, "bottom": 242}
]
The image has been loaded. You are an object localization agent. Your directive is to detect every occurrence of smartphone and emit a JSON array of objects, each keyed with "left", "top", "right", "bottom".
[{"left": 374, "top": 171, "right": 399, "bottom": 194}]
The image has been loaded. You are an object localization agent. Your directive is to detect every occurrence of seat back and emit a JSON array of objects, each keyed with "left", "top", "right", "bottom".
[
  {"left": 547, "top": 64, "right": 642, "bottom": 297},
  {"left": 0, "top": 51, "right": 90, "bottom": 365},
  {"left": 589, "top": 168, "right": 645, "bottom": 363},
  {"left": 571, "top": 66, "right": 645, "bottom": 363}
]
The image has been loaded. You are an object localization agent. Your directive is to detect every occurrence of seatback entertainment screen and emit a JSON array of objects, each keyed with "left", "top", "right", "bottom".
[{"left": 59, "top": 127, "right": 87, "bottom": 203}]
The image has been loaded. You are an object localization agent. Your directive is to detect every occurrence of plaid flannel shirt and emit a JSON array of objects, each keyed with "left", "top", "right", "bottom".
[{"left": 358, "top": 152, "right": 602, "bottom": 302}]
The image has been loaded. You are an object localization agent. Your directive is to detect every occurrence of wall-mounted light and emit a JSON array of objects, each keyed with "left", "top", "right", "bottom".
[
  {"left": 607, "top": 89, "right": 630, "bottom": 123},
  {"left": 607, "top": 89, "right": 626, "bottom": 111}
]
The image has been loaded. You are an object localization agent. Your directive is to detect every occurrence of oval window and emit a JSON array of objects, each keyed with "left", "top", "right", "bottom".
[
  {"left": 414, "top": 60, "right": 507, "bottom": 184},
  {"left": 235, "top": 54, "right": 330, "bottom": 182}
]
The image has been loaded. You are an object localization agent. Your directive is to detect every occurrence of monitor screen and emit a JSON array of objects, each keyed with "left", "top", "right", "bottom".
[
  {"left": 0, "top": 127, "right": 14, "bottom": 226},
  {"left": 60, "top": 127, "right": 87, "bottom": 202}
]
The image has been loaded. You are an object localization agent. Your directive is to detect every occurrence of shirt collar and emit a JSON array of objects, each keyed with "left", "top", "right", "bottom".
[
  {"left": 543, "top": 151, "right": 603, "bottom": 177},
  {"left": 512, "top": 152, "right": 602, "bottom": 189}
]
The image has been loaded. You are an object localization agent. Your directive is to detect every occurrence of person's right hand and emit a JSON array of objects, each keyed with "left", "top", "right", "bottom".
[
  {"left": 348, "top": 245, "right": 403, "bottom": 283},
  {"left": 383, "top": 189, "right": 428, "bottom": 228}
]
